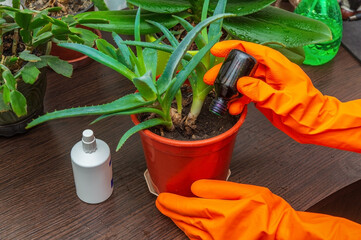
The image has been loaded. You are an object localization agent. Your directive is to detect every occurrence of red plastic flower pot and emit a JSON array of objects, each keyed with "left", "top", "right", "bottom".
[{"left": 130, "top": 107, "right": 247, "bottom": 196}]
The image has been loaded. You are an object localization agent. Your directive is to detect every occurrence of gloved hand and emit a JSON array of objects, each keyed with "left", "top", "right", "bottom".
[
  {"left": 204, "top": 40, "right": 361, "bottom": 153},
  {"left": 156, "top": 179, "right": 361, "bottom": 240}
]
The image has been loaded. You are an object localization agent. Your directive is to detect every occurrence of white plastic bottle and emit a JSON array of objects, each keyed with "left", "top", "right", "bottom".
[{"left": 71, "top": 129, "right": 113, "bottom": 204}]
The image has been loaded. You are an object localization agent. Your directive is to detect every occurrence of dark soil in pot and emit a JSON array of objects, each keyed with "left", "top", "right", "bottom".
[
  {"left": 139, "top": 86, "right": 239, "bottom": 141},
  {"left": 24, "top": 0, "right": 93, "bottom": 17}
]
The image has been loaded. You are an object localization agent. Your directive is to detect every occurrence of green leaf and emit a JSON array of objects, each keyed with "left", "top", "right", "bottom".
[
  {"left": 35, "top": 22, "right": 52, "bottom": 37},
  {"left": 91, "top": 0, "right": 109, "bottom": 11},
  {"left": 58, "top": 43, "right": 136, "bottom": 80},
  {"left": 27, "top": 93, "right": 154, "bottom": 128},
  {"left": 2, "top": 85, "right": 10, "bottom": 105},
  {"left": 40, "top": 56, "right": 73, "bottom": 78},
  {"left": 20, "top": 29, "right": 32, "bottom": 44},
  {"left": 51, "top": 24, "right": 71, "bottom": 36},
  {"left": 76, "top": 10, "right": 189, "bottom": 35},
  {"left": 157, "top": 13, "right": 235, "bottom": 94},
  {"left": 133, "top": 71, "right": 157, "bottom": 101},
  {"left": 126, "top": 0, "right": 191, "bottom": 13},
  {"left": 21, "top": 65, "right": 41, "bottom": 84},
  {"left": 143, "top": 48, "right": 157, "bottom": 82},
  {"left": 10, "top": 90, "right": 27, "bottom": 117},
  {"left": 134, "top": 7, "right": 145, "bottom": 75},
  {"left": 146, "top": 20, "right": 179, "bottom": 47},
  {"left": 209, "top": 0, "right": 274, "bottom": 16},
  {"left": 0, "top": 93, "right": 11, "bottom": 112},
  {"left": 96, "top": 38, "right": 118, "bottom": 59},
  {"left": 29, "top": 17, "right": 49, "bottom": 30},
  {"left": 116, "top": 118, "right": 169, "bottom": 151},
  {"left": 266, "top": 44, "right": 305, "bottom": 64},
  {"left": 120, "top": 40, "right": 193, "bottom": 61},
  {"left": 69, "top": 27, "right": 99, "bottom": 46},
  {"left": 2, "top": 70, "right": 16, "bottom": 90},
  {"left": 12, "top": 0, "right": 20, "bottom": 9},
  {"left": 14, "top": 12, "right": 32, "bottom": 29},
  {"left": 172, "top": 15, "right": 207, "bottom": 49},
  {"left": 163, "top": 33, "right": 221, "bottom": 110},
  {"left": 91, "top": 107, "right": 165, "bottom": 124},
  {"left": 19, "top": 50, "right": 42, "bottom": 62},
  {"left": 223, "top": 6, "right": 332, "bottom": 48},
  {"left": 112, "top": 33, "right": 134, "bottom": 71},
  {"left": 32, "top": 31, "right": 53, "bottom": 47},
  {"left": 68, "top": 34, "right": 85, "bottom": 44}
]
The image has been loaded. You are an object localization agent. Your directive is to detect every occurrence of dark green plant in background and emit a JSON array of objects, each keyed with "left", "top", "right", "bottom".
[
  {"left": 28, "top": 0, "right": 235, "bottom": 151},
  {"left": 82, "top": 0, "right": 332, "bottom": 63},
  {"left": 0, "top": 0, "right": 104, "bottom": 117}
]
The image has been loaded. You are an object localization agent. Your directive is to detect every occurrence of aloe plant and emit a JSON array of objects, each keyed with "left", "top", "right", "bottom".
[
  {"left": 28, "top": 1, "right": 235, "bottom": 150},
  {"left": 0, "top": 1, "right": 106, "bottom": 117},
  {"left": 77, "top": 0, "right": 332, "bottom": 62}
]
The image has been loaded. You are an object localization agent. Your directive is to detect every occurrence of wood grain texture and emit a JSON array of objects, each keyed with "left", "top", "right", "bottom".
[{"left": 1, "top": 34, "right": 361, "bottom": 239}]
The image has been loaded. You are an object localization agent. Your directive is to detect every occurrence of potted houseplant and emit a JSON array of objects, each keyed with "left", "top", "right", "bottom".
[
  {"left": 78, "top": 0, "right": 332, "bottom": 64},
  {"left": 0, "top": 1, "right": 101, "bottom": 136},
  {"left": 28, "top": 2, "right": 244, "bottom": 196},
  {"left": 22, "top": 0, "right": 103, "bottom": 69}
]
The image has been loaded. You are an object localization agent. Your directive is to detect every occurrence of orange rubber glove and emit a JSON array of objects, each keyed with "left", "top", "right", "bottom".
[
  {"left": 156, "top": 179, "right": 361, "bottom": 240},
  {"left": 204, "top": 40, "right": 361, "bottom": 153}
]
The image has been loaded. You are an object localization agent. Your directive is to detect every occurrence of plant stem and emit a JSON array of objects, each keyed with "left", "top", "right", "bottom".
[
  {"left": 189, "top": 95, "right": 206, "bottom": 118},
  {"left": 12, "top": 29, "right": 19, "bottom": 56}
]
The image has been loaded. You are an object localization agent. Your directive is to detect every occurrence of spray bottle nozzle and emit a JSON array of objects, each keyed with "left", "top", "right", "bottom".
[{"left": 210, "top": 49, "right": 257, "bottom": 116}]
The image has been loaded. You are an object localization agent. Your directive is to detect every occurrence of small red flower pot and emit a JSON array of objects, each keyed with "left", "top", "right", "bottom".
[{"left": 131, "top": 107, "right": 247, "bottom": 196}]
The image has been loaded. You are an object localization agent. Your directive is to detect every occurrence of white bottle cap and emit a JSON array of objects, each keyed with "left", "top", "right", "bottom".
[{"left": 82, "top": 129, "right": 97, "bottom": 153}]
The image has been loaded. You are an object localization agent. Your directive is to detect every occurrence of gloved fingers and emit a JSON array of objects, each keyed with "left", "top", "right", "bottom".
[
  {"left": 172, "top": 219, "right": 212, "bottom": 240},
  {"left": 203, "top": 63, "right": 222, "bottom": 85},
  {"left": 210, "top": 40, "right": 306, "bottom": 85},
  {"left": 191, "top": 179, "right": 271, "bottom": 200},
  {"left": 228, "top": 96, "right": 251, "bottom": 115},
  {"left": 156, "top": 192, "right": 226, "bottom": 219},
  {"left": 236, "top": 76, "right": 288, "bottom": 105}
]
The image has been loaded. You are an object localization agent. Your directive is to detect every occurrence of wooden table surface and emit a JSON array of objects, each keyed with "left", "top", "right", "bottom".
[{"left": 1, "top": 37, "right": 361, "bottom": 239}]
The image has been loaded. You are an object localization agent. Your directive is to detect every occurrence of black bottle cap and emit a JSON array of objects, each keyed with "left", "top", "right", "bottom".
[{"left": 210, "top": 49, "right": 257, "bottom": 116}]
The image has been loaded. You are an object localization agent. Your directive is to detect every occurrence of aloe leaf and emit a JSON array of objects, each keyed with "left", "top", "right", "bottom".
[
  {"left": 223, "top": 6, "right": 332, "bottom": 48},
  {"left": 146, "top": 20, "right": 178, "bottom": 47},
  {"left": 116, "top": 118, "right": 169, "bottom": 151},
  {"left": 91, "top": 107, "right": 165, "bottom": 124},
  {"left": 172, "top": 15, "right": 206, "bottom": 50},
  {"left": 157, "top": 13, "right": 235, "bottom": 94},
  {"left": 27, "top": 93, "right": 154, "bottom": 128},
  {"left": 112, "top": 33, "right": 134, "bottom": 71},
  {"left": 96, "top": 39, "right": 118, "bottom": 59},
  {"left": 201, "top": 0, "right": 210, "bottom": 40},
  {"left": 126, "top": 0, "right": 191, "bottom": 13},
  {"left": 133, "top": 71, "right": 157, "bottom": 101},
  {"left": 208, "top": 0, "right": 227, "bottom": 66},
  {"left": 143, "top": 48, "right": 157, "bottom": 82},
  {"left": 77, "top": 10, "right": 189, "bottom": 35},
  {"left": 58, "top": 43, "right": 136, "bottom": 80},
  {"left": 209, "top": 0, "right": 274, "bottom": 16},
  {"left": 134, "top": 7, "right": 146, "bottom": 75},
  {"left": 162, "top": 33, "right": 221, "bottom": 110},
  {"left": 120, "top": 40, "right": 193, "bottom": 62}
]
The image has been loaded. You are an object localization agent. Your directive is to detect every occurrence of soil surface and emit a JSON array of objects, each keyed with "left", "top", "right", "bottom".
[
  {"left": 139, "top": 88, "right": 240, "bottom": 141},
  {"left": 25, "top": 0, "right": 92, "bottom": 17}
]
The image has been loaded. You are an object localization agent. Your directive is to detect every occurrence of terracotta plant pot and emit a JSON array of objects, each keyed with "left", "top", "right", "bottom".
[
  {"left": 0, "top": 70, "right": 47, "bottom": 137},
  {"left": 50, "top": 27, "right": 102, "bottom": 69},
  {"left": 131, "top": 107, "right": 247, "bottom": 196}
]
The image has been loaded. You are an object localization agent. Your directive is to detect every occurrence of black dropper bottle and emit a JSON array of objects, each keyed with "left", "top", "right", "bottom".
[{"left": 209, "top": 49, "right": 257, "bottom": 116}]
